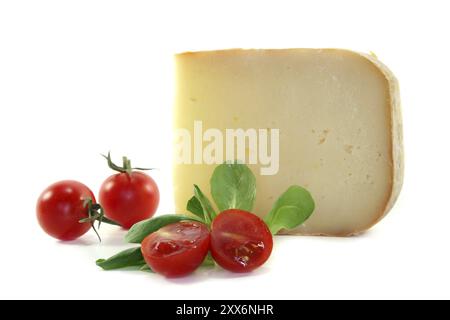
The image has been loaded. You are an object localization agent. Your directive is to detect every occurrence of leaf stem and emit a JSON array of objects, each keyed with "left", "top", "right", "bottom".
[
  {"left": 80, "top": 198, "right": 121, "bottom": 241},
  {"left": 100, "top": 216, "right": 121, "bottom": 226},
  {"left": 122, "top": 156, "right": 132, "bottom": 174},
  {"left": 102, "top": 152, "right": 154, "bottom": 174}
]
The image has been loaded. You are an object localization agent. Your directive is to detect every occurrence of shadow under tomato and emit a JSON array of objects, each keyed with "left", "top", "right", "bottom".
[
  {"left": 57, "top": 238, "right": 97, "bottom": 246},
  {"left": 56, "top": 226, "right": 128, "bottom": 247},
  {"left": 164, "top": 265, "right": 271, "bottom": 285}
]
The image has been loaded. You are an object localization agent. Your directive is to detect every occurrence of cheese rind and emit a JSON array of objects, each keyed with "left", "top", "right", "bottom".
[{"left": 173, "top": 49, "right": 403, "bottom": 236}]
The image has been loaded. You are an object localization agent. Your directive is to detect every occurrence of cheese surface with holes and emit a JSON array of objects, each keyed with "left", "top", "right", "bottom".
[{"left": 173, "top": 49, "right": 403, "bottom": 236}]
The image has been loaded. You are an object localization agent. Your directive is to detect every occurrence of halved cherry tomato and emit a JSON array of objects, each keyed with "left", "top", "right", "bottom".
[
  {"left": 210, "top": 209, "right": 273, "bottom": 273},
  {"left": 36, "top": 180, "right": 95, "bottom": 241},
  {"left": 141, "top": 221, "right": 210, "bottom": 277}
]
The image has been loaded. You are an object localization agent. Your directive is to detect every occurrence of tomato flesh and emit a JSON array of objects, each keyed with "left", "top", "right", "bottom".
[
  {"left": 210, "top": 209, "right": 273, "bottom": 273},
  {"left": 99, "top": 171, "right": 159, "bottom": 229},
  {"left": 36, "top": 180, "right": 95, "bottom": 241},
  {"left": 141, "top": 221, "right": 210, "bottom": 277}
]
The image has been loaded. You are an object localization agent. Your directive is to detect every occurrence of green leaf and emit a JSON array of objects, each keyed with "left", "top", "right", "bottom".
[
  {"left": 125, "top": 214, "right": 202, "bottom": 244},
  {"left": 186, "top": 196, "right": 205, "bottom": 221},
  {"left": 139, "top": 264, "right": 154, "bottom": 273},
  {"left": 210, "top": 163, "right": 256, "bottom": 212},
  {"left": 96, "top": 247, "right": 145, "bottom": 270},
  {"left": 200, "top": 253, "right": 216, "bottom": 268},
  {"left": 194, "top": 185, "right": 216, "bottom": 224},
  {"left": 264, "top": 185, "right": 315, "bottom": 234}
]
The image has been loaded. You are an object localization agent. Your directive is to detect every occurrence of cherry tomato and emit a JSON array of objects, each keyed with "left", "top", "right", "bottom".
[
  {"left": 36, "top": 180, "right": 95, "bottom": 241},
  {"left": 210, "top": 209, "right": 273, "bottom": 273},
  {"left": 99, "top": 171, "right": 159, "bottom": 229},
  {"left": 141, "top": 221, "right": 210, "bottom": 277}
]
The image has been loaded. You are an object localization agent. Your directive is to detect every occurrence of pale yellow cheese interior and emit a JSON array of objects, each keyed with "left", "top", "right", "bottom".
[{"left": 173, "top": 49, "right": 402, "bottom": 236}]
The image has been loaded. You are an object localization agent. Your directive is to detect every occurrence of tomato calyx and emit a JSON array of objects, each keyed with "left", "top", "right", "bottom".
[
  {"left": 79, "top": 198, "right": 120, "bottom": 242},
  {"left": 102, "top": 152, "right": 153, "bottom": 175}
]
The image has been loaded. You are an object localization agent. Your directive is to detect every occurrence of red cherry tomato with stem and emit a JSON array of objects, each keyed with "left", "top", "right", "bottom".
[
  {"left": 37, "top": 180, "right": 96, "bottom": 241},
  {"left": 210, "top": 209, "right": 273, "bottom": 273},
  {"left": 99, "top": 153, "right": 160, "bottom": 229},
  {"left": 141, "top": 221, "right": 210, "bottom": 277}
]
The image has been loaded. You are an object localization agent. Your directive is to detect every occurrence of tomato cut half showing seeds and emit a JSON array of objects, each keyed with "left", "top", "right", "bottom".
[
  {"left": 210, "top": 209, "right": 273, "bottom": 273},
  {"left": 141, "top": 221, "right": 210, "bottom": 278}
]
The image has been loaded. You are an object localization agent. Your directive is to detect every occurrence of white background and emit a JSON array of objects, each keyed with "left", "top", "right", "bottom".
[{"left": 0, "top": 0, "right": 449, "bottom": 300}]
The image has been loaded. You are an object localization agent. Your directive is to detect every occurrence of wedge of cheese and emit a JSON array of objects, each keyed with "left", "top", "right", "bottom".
[{"left": 173, "top": 49, "right": 403, "bottom": 236}]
